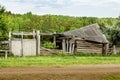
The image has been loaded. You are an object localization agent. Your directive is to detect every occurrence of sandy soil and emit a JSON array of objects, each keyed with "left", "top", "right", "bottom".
[{"left": 0, "top": 65, "right": 120, "bottom": 80}]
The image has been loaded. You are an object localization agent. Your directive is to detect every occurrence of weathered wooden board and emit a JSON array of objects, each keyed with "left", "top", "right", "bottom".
[{"left": 76, "top": 40, "right": 102, "bottom": 53}]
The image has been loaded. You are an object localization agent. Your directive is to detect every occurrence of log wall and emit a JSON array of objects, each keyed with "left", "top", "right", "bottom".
[{"left": 76, "top": 40, "right": 102, "bottom": 53}]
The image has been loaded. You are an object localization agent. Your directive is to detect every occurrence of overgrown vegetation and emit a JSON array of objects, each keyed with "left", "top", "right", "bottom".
[{"left": 42, "top": 41, "right": 56, "bottom": 49}]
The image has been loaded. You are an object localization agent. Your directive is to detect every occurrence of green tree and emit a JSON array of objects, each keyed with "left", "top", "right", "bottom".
[
  {"left": 109, "top": 16, "right": 120, "bottom": 45},
  {"left": 0, "top": 5, "right": 8, "bottom": 40}
]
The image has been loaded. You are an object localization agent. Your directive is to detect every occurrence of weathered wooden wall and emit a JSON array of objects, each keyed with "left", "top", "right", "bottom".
[
  {"left": 11, "top": 39, "right": 36, "bottom": 56},
  {"left": 76, "top": 40, "right": 102, "bottom": 53},
  {"left": 9, "top": 31, "right": 40, "bottom": 56}
]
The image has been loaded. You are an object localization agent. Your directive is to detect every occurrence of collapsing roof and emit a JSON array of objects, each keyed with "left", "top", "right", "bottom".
[{"left": 62, "top": 23, "right": 108, "bottom": 44}]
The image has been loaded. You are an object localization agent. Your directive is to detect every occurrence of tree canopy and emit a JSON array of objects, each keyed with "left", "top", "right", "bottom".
[{"left": 0, "top": 5, "right": 8, "bottom": 40}]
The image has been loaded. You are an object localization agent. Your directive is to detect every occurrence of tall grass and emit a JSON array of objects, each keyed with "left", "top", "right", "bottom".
[{"left": 0, "top": 53, "right": 120, "bottom": 67}]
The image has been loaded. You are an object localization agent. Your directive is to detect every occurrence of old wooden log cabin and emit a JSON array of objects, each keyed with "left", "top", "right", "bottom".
[{"left": 57, "top": 24, "right": 109, "bottom": 55}]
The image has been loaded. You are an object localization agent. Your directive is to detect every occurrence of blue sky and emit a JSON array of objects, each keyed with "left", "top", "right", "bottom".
[{"left": 0, "top": 0, "right": 120, "bottom": 17}]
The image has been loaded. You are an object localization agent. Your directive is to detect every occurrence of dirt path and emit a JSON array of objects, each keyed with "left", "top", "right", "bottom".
[{"left": 0, "top": 65, "right": 120, "bottom": 80}]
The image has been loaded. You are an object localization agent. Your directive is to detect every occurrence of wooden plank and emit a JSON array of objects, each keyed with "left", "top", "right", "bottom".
[
  {"left": 113, "top": 45, "right": 116, "bottom": 54},
  {"left": 72, "top": 44, "right": 75, "bottom": 53},
  {"left": 21, "top": 32, "right": 24, "bottom": 56},
  {"left": 62, "top": 39, "right": 66, "bottom": 53},
  {"left": 0, "top": 41, "right": 9, "bottom": 44},
  {"left": 53, "top": 35, "right": 56, "bottom": 46},
  {"left": 5, "top": 51, "right": 7, "bottom": 59},
  {"left": 40, "top": 33, "right": 53, "bottom": 36},
  {"left": 77, "top": 49, "right": 101, "bottom": 53},
  {"left": 36, "top": 30, "right": 40, "bottom": 55},
  {"left": 12, "top": 32, "right": 36, "bottom": 35},
  {"left": 66, "top": 39, "right": 69, "bottom": 53},
  {"left": 77, "top": 46, "right": 101, "bottom": 49},
  {"left": 69, "top": 43, "right": 72, "bottom": 53},
  {"left": 0, "top": 50, "right": 8, "bottom": 52},
  {"left": 33, "top": 30, "right": 35, "bottom": 39},
  {"left": 12, "top": 32, "right": 54, "bottom": 36},
  {"left": 9, "top": 32, "right": 12, "bottom": 53}
]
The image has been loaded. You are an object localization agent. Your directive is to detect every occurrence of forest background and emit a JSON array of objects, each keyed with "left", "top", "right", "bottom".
[{"left": 0, "top": 5, "right": 120, "bottom": 46}]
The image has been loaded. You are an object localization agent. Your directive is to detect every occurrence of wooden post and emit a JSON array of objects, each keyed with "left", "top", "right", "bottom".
[
  {"left": 69, "top": 41, "right": 72, "bottom": 53},
  {"left": 106, "top": 44, "right": 109, "bottom": 55},
  {"left": 33, "top": 29, "right": 35, "bottom": 39},
  {"left": 102, "top": 43, "right": 108, "bottom": 56},
  {"left": 5, "top": 51, "right": 7, "bottom": 59},
  {"left": 62, "top": 39, "right": 66, "bottom": 53},
  {"left": 102, "top": 44, "right": 105, "bottom": 56},
  {"left": 53, "top": 32, "right": 56, "bottom": 46},
  {"left": 21, "top": 32, "right": 24, "bottom": 56},
  {"left": 36, "top": 30, "right": 40, "bottom": 55},
  {"left": 9, "top": 32, "right": 12, "bottom": 53},
  {"left": 74, "top": 40, "right": 77, "bottom": 53},
  {"left": 113, "top": 45, "right": 117, "bottom": 54},
  {"left": 66, "top": 39, "right": 69, "bottom": 53},
  {"left": 72, "top": 43, "right": 75, "bottom": 54}
]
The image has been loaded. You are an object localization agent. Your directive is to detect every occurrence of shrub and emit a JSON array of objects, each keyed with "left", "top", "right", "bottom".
[{"left": 43, "top": 41, "right": 56, "bottom": 49}]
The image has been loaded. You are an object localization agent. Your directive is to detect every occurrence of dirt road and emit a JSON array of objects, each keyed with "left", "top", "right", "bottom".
[{"left": 0, "top": 65, "right": 120, "bottom": 80}]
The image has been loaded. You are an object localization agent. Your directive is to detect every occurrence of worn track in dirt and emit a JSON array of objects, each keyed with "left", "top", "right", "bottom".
[{"left": 0, "top": 65, "right": 120, "bottom": 80}]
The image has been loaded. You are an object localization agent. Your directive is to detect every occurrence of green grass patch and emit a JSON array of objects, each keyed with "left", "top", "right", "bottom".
[
  {"left": 0, "top": 53, "right": 120, "bottom": 67},
  {"left": 101, "top": 74, "right": 120, "bottom": 80}
]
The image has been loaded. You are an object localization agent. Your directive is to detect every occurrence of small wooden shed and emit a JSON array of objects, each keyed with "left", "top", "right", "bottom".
[{"left": 59, "top": 24, "right": 109, "bottom": 55}]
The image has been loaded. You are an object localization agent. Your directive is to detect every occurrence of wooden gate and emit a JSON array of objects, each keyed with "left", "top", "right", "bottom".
[{"left": 9, "top": 31, "right": 40, "bottom": 56}]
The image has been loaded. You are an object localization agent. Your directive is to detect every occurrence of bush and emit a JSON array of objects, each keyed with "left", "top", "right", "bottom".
[{"left": 43, "top": 41, "right": 56, "bottom": 49}]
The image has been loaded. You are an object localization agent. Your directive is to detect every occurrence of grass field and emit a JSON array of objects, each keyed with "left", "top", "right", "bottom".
[
  {"left": 102, "top": 74, "right": 120, "bottom": 80},
  {"left": 0, "top": 53, "right": 120, "bottom": 67}
]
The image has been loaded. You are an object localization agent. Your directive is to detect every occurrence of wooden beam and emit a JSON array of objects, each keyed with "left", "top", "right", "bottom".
[
  {"left": 12, "top": 32, "right": 36, "bottom": 36},
  {"left": 72, "top": 43, "right": 75, "bottom": 54},
  {"left": 62, "top": 39, "right": 66, "bottom": 53},
  {"left": 102, "top": 43, "right": 108, "bottom": 56},
  {"left": 113, "top": 45, "right": 116, "bottom": 54},
  {"left": 9, "top": 32, "right": 12, "bottom": 53},
  {"left": 53, "top": 35, "right": 56, "bottom": 46},
  {"left": 21, "top": 32, "right": 24, "bottom": 56},
  {"left": 66, "top": 39, "right": 69, "bottom": 53},
  {"left": 40, "top": 33, "right": 53, "bottom": 36},
  {"left": 5, "top": 51, "right": 8, "bottom": 59},
  {"left": 33, "top": 29, "right": 35, "bottom": 39},
  {"left": 69, "top": 43, "right": 72, "bottom": 54},
  {"left": 12, "top": 32, "right": 54, "bottom": 36},
  {"left": 36, "top": 30, "right": 40, "bottom": 55},
  {"left": 74, "top": 40, "right": 77, "bottom": 53}
]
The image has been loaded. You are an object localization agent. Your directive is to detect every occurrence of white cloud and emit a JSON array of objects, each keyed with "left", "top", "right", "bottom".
[
  {"left": 0, "top": 0, "right": 120, "bottom": 17},
  {"left": 69, "top": 0, "right": 120, "bottom": 7}
]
